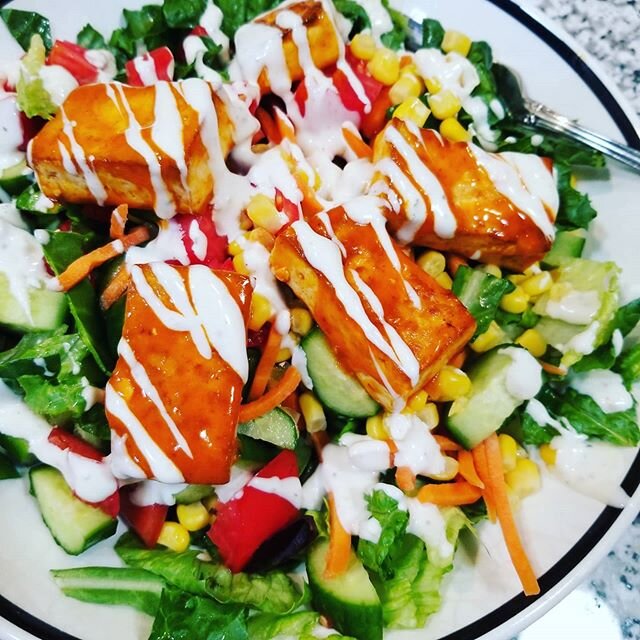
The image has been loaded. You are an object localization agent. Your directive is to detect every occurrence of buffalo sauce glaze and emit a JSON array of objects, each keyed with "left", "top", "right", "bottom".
[{"left": 105, "top": 264, "right": 251, "bottom": 484}]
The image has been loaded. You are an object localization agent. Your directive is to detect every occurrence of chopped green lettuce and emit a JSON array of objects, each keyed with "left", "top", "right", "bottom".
[
  {"left": 248, "top": 612, "right": 356, "bottom": 640},
  {"left": 616, "top": 344, "right": 640, "bottom": 389},
  {"left": 380, "top": 0, "right": 407, "bottom": 50},
  {"left": 76, "top": 24, "right": 108, "bottom": 50},
  {"left": 214, "top": 0, "right": 281, "bottom": 40},
  {"left": 554, "top": 164, "right": 599, "bottom": 230},
  {"left": 0, "top": 8, "right": 52, "bottom": 50},
  {"left": 421, "top": 18, "right": 444, "bottom": 49},
  {"left": 333, "top": 0, "right": 370, "bottom": 36},
  {"left": 163, "top": 0, "right": 208, "bottom": 28},
  {"left": 16, "top": 35, "right": 58, "bottom": 120},
  {"left": 115, "top": 533, "right": 307, "bottom": 614}
]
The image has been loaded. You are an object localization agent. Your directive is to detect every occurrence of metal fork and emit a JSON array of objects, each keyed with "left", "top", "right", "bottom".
[{"left": 405, "top": 18, "right": 640, "bottom": 173}]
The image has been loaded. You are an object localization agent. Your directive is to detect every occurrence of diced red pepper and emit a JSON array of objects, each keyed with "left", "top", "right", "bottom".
[
  {"left": 125, "top": 47, "right": 174, "bottom": 86},
  {"left": 120, "top": 486, "right": 169, "bottom": 548},
  {"left": 344, "top": 49, "right": 384, "bottom": 104},
  {"left": 89, "top": 490, "right": 120, "bottom": 518},
  {"left": 208, "top": 450, "right": 300, "bottom": 572},
  {"left": 172, "top": 212, "right": 232, "bottom": 269},
  {"left": 190, "top": 26, "right": 208, "bottom": 37},
  {"left": 247, "top": 323, "right": 270, "bottom": 348},
  {"left": 47, "top": 41, "right": 100, "bottom": 85},
  {"left": 48, "top": 427, "right": 104, "bottom": 461}
]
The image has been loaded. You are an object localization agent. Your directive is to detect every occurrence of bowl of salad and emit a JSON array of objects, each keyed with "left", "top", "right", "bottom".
[{"left": 0, "top": 0, "right": 639, "bottom": 639}]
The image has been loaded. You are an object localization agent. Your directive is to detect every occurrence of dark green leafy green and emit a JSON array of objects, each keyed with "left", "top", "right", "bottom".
[
  {"left": 163, "top": 0, "right": 208, "bottom": 28},
  {"left": 76, "top": 24, "right": 108, "bottom": 50},
  {"left": 333, "top": 0, "right": 370, "bottom": 36},
  {"left": 51, "top": 567, "right": 164, "bottom": 616},
  {"left": 0, "top": 9, "right": 52, "bottom": 51},
  {"left": 495, "top": 307, "right": 539, "bottom": 331},
  {"left": 149, "top": 586, "right": 248, "bottom": 640},
  {"left": 0, "top": 450, "right": 20, "bottom": 480},
  {"left": 554, "top": 164, "right": 598, "bottom": 230},
  {"left": 380, "top": 0, "right": 407, "bottom": 50},
  {"left": 357, "top": 490, "right": 408, "bottom": 574},
  {"left": 421, "top": 18, "right": 444, "bottom": 49},
  {"left": 616, "top": 344, "right": 640, "bottom": 389},
  {"left": 461, "top": 500, "right": 487, "bottom": 525},
  {"left": 612, "top": 298, "right": 640, "bottom": 337},
  {"left": 214, "top": 0, "right": 281, "bottom": 40},
  {"left": 115, "top": 533, "right": 307, "bottom": 614},
  {"left": 452, "top": 266, "right": 515, "bottom": 338},
  {"left": 74, "top": 405, "right": 111, "bottom": 452},
  {"left": 520, "top": 410, "right": 556, "bottom": 446}
]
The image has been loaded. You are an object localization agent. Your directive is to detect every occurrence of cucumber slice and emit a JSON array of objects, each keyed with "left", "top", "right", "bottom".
[
  {"left": 238, "top": 407, "right": 299, "bottom": 449},
  {"left": 0, "top": 434, "right": 37, "bottom": 466},
  {"left": 447, "top": 348, "right": 525, "bottom": 449},
  {"left": 173, "top": 484, "right": 215, "bottom": 505},
  {"left": 29, "top": 466, "right": 117, "bottom": 555},
  {"left": 15, "top": 184, "right": 63, "bottom": 214},
  {"left": 0, "top": 160, "right": 33, "bottom": 196},
  {"left": 301, "top": 329, "right": 379, "bottom": 418},
  {"left": 0, "top": 272, "right": 67, "bottom": 333},
  {"left": 307, "top": 540, "right": 383, "bottom": 640},
  {"left": 542, "top": 230, "right": 586, "bottom": 268}
]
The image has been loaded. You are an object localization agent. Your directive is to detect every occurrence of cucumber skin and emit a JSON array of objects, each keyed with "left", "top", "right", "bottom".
[
  {"left": 542, "top": 231, "right": 585, "bottom": 268},
  {"left": 302, "top": 329, "right": 379, "bottom": 419},
  {"left": 307, "top": 540, "right": 383, "bottom": 640},
  {"left": 29, "top": 466, "right": 117, "bottom": 556},
  {"left": 238, "top": 407, "right": 298, "bottom": 449},
  {"left": 173, "top": 484, "right": 215, "bottom": 505}
]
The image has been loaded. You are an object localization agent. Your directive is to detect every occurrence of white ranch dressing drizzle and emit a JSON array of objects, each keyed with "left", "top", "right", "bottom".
[
  {"left": 545, "top": 288, "right": 600, "bottom": 325},
  {"left": 182, "top": 36, "right": 224, "bottom": 84},
  {"left": 384, "top": 123, "right": 457, "bottom": 239},
  {"left": 117, "top": 339, "right": 194, "bottom": 457},
  {"left": 502, "top": 152, "right": 559, "bottom": 215},
  {"left": 525, "top": 398, "right": 563, "bottom": 431},
  {"left": 0, "top": 380, "right": 117, "bottom": 503},
  {"left": 58, "top": 140, "right": 77, "bottom": 175},
  {"left": 214, "top": 464, "right": 255, "bottom": 503},
  {"left": 133, "top": 56, "right": 160, "bottom": 85},
  {"left": 317, "top": 211, "right": 347, "bottom": 258},
  {"left": 39, "top": 65, "right": 78, "bottom": 107},
  {"left": 200, "top": 2, "right": 230, "bottom": 57},
  {"left": 129, "top": 480, "right": 189, "bottom": 507},
  {"left": 569, "top": 370, "right": 634, "bottom": 414},
  {"left": 59, "top": 106, "right": 107, "bottom": 205},
  {"left": 356, "top": 0, "right": 393, "bottom": 42},
  {"left": 612, "top": 329, "right": 624, "bottom": 357},
  {"left": 291, "top": 345, "right": 313, "bottom": 389},
  {"left": 84, "top": 49, "right": 117, "bottom": 82},
  {"left": 248, "top": 475, "right": 303, "bottom": 508},
  {"left": 500, "top": 346, "right": 543, "bottom": 401},
  {"left": 188, "top": 219, "right": 208, "bottom": 260},
  {"left": 108, "top": 432, "right": 146, "bottom": 480},
  {"left": 0, "top": 94, "right": 24, "bottom": 171},
  {"left": 126, "top": 219, "right": 189, "bottom": 266},
  {"left": 563, "top": 321, "right": 600, "bottom": 356}
]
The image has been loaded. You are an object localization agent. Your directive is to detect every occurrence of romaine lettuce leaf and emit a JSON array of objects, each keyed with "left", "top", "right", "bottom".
[
  {"left": 16, "top": 35, "right": 58, "bottom": 120},
  {"left": 17, "top": 375, "right": 92, "bottom": 424},
  {"left": 248, "top": 611, "right": 356, "bottom": 640},
  {"left": 149, "top": 586, "right": 248, "bottom": 640},
  {"left": 115, "top": 533, "right": 307, "bottom": 614},
  {"left": 616, "top": 344, "right": 640, "bottom": 389},
  {"left": 333, "top": 0, "right": 370, "bottom": 36},
  {"left": 0, "top": 8, "right": 52, "bottom": 51}
]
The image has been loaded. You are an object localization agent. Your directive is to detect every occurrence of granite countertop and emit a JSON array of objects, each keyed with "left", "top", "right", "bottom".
[{"left": 516, "top": 2, "right": 640, "bottom": 639}]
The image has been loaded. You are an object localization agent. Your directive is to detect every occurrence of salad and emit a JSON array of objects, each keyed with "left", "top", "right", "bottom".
[{"left": 0, "top": 0, "right": 639, "bottom": 639}]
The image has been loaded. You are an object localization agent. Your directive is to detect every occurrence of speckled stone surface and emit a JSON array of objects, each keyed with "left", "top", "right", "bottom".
[{"left": 516, "top": 4, "right": 639, "bottom": 637}]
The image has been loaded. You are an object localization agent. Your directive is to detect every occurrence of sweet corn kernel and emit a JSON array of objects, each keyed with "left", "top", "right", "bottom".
[
  {"left": 368, "top": 48, "right": 400, "bottom": 85},
  {"left": 506, "top": 458, "right": 541, "bottom": 498},
  {"left": 239, "top": 211, "right": 252, "bottom": 230},
  {"left": 521, "top": 271, "right": 553, "bottom": 298},
  {"left": 299, "top": 392, "right": 327, "bottom": 433},
  {"left": 498, "top": 433, "right": 518, "bottom": 472},
  {"left": 482, "top": 264, "right": 502, "bottom": 278},
  {"left": 389, "top": 72, "right": 423, "bottom": 105},
  {"left": 434, "top": 366, "right": 471, "bottom": 402},
  {"left": 424, "top": 76, "right": 442, "bottom": 94},
  {"left": 177, "top": 502, "right": 210, "bottom": 532},
  {"left": 441, "top": 29, "right": 472, "bottom": 57},
  {"left": 228, "top": 240, "right": 243, "bottom": 256},
  {"left": 439, "top": 117, "right": 471, "bottom": 142},
  {"left": 232, "top": 253, "right": 249, "bottom": 276},
  {"left": 246, "top": 194, "right": 284, "bottom": 234},
  {"left": 508, "top": 274, "right": 527, "bottom": 285},
  {"left": 435, "top": 271, "right": 453, "bottom": 290},
  {"left": 515, "top": 328, "right": 547, "bottom": 358},
  {"left": 539, "top": 443, "right": 557, "bottom": 466},
  {"left": 499, "top": 286, "right": 530, "bottom": 314},
  {"left": 524, "top": 262, "right": 541, "bottom": 277},
  {"left": 393, "top": 96, "right": 431, "bottom": 127},
  {"left": 291, "top": 307, "right": 313, "bottom": 336},
  {"left": 407, "top": 390, "right": 428, "bottom": 413},
  {"left": 247, "top": 227, "right": 275, "bottom": 250},
  {"left": 417, "top": 402, "right": 440, "bottom": 429},
  {"left": 248, "top": 293, "right": 272, "bottom": 331},
  {"left": 471, "top": 320, "right": 506, "bottom": 353},
  {"left": 157, "top": 521, "right": 190, "bottom": 553},
  {"left": 417, "top": 250, "right": 446, "bottom": 277},
  {"left": 366, "top": 414, "right": 388, "bottom": 440},
  {"left": 350, "top": 32, "right": 376, "bottom": 60},
  {"left": 425, "top": 456, "right": 459, "bottom": 481},
  {"left": 276, "top": 347, "right": 292, "bottom": 362},
  {"left": 427, "top": 90, "right": 461, "bottom": 120},
  {"left": 203, "top": 495, "right": 218, "bottom": 512}
]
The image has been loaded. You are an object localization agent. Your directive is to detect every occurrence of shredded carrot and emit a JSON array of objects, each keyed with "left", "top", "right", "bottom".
[
  {"left": 417, "top": 481, "right": 483, "bottom": 506},
  {"left": 109, "top": 204, "right": 128, "bottom": 239},
  {"left": 386, "top": 438, "right": 398, "bottom": 455},
  {"left": 361, "top": 86, "right": 392, "bottom": 141},
  {"left": 99, "top": 264, "right": 130, "bottom": 310},
  {"left": 472, "top": 442, "right": 497, "bottom": 522},
  {"left": 274, "top": 108, "right": 296, "bottom": 143},
  {"left": 255, "top": 106, "right": 282, "bottom": 145},
  {"left": 325, "top": 493, "right": 351, "bottom": 579},
  {"left": 433, "top": 434, "right": 462, "bottom": 452},
  {"left": 342, "top": 125, "right": 373, "bottom": 160},
  {"left": 400, "top": 55, "right": 413, "bottom": 67},
  {"left": 239, "top": 366, "right": 301, "bottom": 423},
  {"left": 248, "top": 324, "right": 282, "bottom": 401},
  {"left": 446, "top": 253, "right": 468, "bottom": 276},
  {"left": 484, "top": 433, "right": 540, "bottom": 596},
  {"left": 458, "top": 449, "right": 485, "bottom": 489},
  {"left": 448, "top": 348, "right": 467, "bottom": 369},
  {"left": 539, "top": 361, "right": 567, "bottom": 377},
  {"left": 395, "top": 466, "right": 417, "bottom": 493},
  {"left": 57, "top": 226, "right": 150, "bottom": 291}
]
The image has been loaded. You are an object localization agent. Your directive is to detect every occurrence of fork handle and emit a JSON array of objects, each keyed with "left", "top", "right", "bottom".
[{"left": 522, "top": 100, "right": 640, "bottom": 173}]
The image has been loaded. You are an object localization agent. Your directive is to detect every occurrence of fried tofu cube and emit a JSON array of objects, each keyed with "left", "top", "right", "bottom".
[
  {"left": 270, "top": 197, "right": 476, "bottom": 410},
  {"left": 106, "top": 264, "right": 251, "bottom": 484},
  {"left": 371, "top": 119, "right": 558, "bottom": 271},
  {"left": 234, "top": 0, "right": 340, "bottom": 94},
  {"left": 28, "top": 81, "right": 234, "bottom": 215}
]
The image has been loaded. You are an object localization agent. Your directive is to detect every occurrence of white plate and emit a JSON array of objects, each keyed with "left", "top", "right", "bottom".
[{"left": 0, "top": 1, "right": 639, "bottom": 639}]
